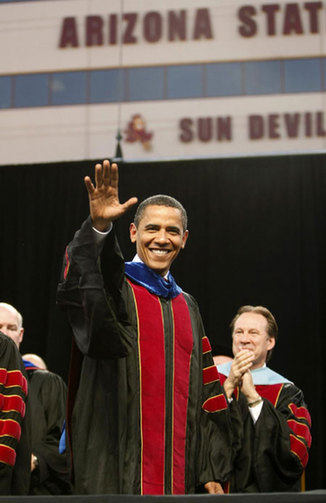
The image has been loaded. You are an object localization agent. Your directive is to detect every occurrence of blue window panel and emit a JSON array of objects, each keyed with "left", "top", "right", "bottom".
[
  {"left": 284, "top": 58, "right": 321, "bottom": 93},
  {"left": 15, "top": 74, "right": 48, "bottom": 108},
  {"left": 0, "top": 76, "right": 11, "bottom": 108},
  {"left": 51, "top": 72, "right": 86, "bottom": 105},
  {"left": 245, "top": 60, "right": 281, "bottom": 95},
  {"left": 322, "top": 58, "right": 326, "bottom": 91},
  {"left": 167, "top": 65, "right": 203, "bottom": 99},
  {"left": 90, "top": 69, "right": 123, "bottom": 103},
  {"left": 127, "top": 67, "right": 164, "bottom": 101},
  {"left": 206, "top": 62, "right": 242, "bottom": 97}
]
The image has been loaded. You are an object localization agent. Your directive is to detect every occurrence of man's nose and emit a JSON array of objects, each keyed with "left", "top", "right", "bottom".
[
  {"left": 239, "top": 334, "right": 250, "bottom": 344},
  {"left": 155, "top": 230, "right": 168, "bottom": 242}
]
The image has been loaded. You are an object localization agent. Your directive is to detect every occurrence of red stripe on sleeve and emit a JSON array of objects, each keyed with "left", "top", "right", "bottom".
[
  {"left": 0, "top": 368, "right": 8, "bottom": 385},
  {"left": 203, "top": 365, "right": 219, "bottom": 385},
  {"left": 287, "top": 419, "right": 312, "bottom": 448},
  {"left": 6, "top": 371, "right": 28, "bottom": 395},
  {"left": 0, "top": 420, "right": 21, "bottom": 441},
  {"left": 288, "top": 403, "right": 312, "bottom": 427},
  {"left": 0, "top": 444, "right": 16, "bottom": 466},
  {"left": 0, "top": 394, "right": 26, "bottom": 417},
  {"left": 202, "top": 394, "right": 228, "bottom": 412},
  {"left": 202, "top": 336, "right": 211, "bottom": 354},
  {"left": 290, "top": 434, "right": 309, "bottom": 467}
]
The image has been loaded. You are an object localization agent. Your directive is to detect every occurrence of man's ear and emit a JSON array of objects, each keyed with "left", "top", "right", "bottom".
[
  {"left": 181, "top": 230, "right": 189, "bottom": 249},
  {"left": 18, "top": 328, "right": 24, "bottom": 347},
  {"left": 267, "top": 337, "right": 275, "bottom": 351},
  {"left": 129, "top": 223, "right": 137, "bottom": 243}
]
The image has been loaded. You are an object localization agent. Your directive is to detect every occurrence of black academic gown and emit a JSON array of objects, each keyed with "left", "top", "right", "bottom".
[
  {"left": 0, "top": 332, "right": 31, "bottom": 495},
  {"left": 219, "top": 367, "right": 311, "bottom": 492},
  {"left": 57, "top": 217, "right": 237, "bottom": 495},
  {"left": 25, "top": 366, "right": 72, "bottom": 494}
]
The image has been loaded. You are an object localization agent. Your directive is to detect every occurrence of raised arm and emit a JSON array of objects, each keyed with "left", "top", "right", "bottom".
[{"left": 84, "top": 160, "right": 138, "bottom": 231}]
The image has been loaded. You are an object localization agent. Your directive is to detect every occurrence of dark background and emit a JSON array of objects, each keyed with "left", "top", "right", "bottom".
[{"left": 0, "top": 153, "right": 325, "bottom": 489}]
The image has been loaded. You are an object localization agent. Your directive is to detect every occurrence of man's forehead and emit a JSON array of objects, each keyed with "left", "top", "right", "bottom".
[
  {"left": 234, "top": 312, "right": 268, "bottom": 330},
  {"left": 0, "top": 306, "right": 19, "bottom": 324},
  {"left": 139, "top": 205, "right": 183, "bottom": 222}
]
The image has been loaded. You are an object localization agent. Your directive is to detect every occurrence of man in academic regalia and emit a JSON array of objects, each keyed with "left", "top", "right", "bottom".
[
  {"left": 0, "top": 330, "right": 30, "bottom": 495},
  {"left": 218, "top": 305, "right": 311, "bottom": 492},
  {"left": 57, "top": 160, "right": 237, "bottom": 495},
  {"left": 0, "top": 302, "right": 71, "bottom": 495}
]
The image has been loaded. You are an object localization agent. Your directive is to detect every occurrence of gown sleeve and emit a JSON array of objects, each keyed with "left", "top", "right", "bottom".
[
  {"left": 56, "top": 217, "right": 129, "bottom": 358},
  {"left": 0, "top": 332, "right": 30, "bottom": 495},
  {"left": 253, "top": 383, "right": 311, "bottom": 490}
]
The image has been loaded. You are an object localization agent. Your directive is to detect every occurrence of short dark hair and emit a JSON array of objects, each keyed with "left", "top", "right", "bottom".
[
  {"left": 133, "top": 194, "right": 188, "bottom": 232},
  {"left": 230, "top": 305, "right": 278, "bottom": 362}
]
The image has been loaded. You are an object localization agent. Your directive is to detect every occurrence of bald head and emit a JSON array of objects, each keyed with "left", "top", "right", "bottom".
[
  {"left": 0, "top": 302, "right": 24, "bottom": 349},
  {"left": 22, "top": 353, "right": 47, "bottom": 370}
]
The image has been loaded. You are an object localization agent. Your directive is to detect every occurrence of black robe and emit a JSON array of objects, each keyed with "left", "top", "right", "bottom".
[
  {"left": 24, "top": 366, "right": 72, "bottom": 495},
  {"left": 218, "top": 365, "right": 311, "bottom": 492},
  {"left": 57, "top": 217, "right": 237, "bottom": 495},
  {"left": 0, "top": 332, "right": 31, "bottom": 495}
]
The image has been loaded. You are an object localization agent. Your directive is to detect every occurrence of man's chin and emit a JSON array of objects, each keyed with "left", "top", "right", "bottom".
[
  {"left": 141, "top": 256, "right": 168, "bottom": 275},
  {"left": 148, "top": 262, "right": 169, "bottom": 277}
]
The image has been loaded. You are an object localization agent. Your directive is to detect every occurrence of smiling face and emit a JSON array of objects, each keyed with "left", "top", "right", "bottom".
[
  {"left": 232, "top": 312, "right": 275, "bottom": 370},
  {"left": 129, "top": 205, "right": 189, "bottom": 277}
]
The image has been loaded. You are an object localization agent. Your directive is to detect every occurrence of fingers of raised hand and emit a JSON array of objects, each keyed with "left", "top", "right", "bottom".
[
  {"left": 121, "top": 196, "right": 138, "bottom": 212},
  {"left": 101, "top": 159, "right": 119, "bottom": 188},
  {"left": 95, "top": 162, "right": 105, "bottom": 188},
  {"left": 109, "top": 162, "right": 118, "bottom": 188},
  {"left": 84, "top": 176, "right": 95, "bottom": 194},
  {"left": 92, "top": 160, "right": 112, "bottom": 188}
]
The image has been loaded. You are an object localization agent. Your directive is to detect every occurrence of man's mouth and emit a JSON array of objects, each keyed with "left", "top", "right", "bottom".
[{"left": 149, "top": 248, "right": 171, "bottom": 255}]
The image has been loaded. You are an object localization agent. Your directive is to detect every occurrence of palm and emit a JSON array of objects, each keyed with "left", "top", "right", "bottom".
[
  {"left": 88, "top": 183, "right": 120, "bottom": 220},
  {"left": 84, "top": 160, "right": 137, "bottom": 231}
]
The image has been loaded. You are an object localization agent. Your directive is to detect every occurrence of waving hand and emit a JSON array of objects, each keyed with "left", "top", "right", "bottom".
[{"left": 84, "top": 160, "right": 138, "bottom": 231}]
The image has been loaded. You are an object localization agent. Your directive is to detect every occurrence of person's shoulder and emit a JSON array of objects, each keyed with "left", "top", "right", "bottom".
[
  {"left": 0, "top": 331, "right": 24, "bottom": 365},
  {"left": 29, "top": 368, "right": 67, "bottom": 387},
  {"left": 181, "top": 290, "right": 198, "bottom": 307}
]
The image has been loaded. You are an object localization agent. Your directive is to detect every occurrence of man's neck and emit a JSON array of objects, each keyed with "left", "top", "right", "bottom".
[{"left": 132, "top": 254, "right": 170, "bottom": 280}]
